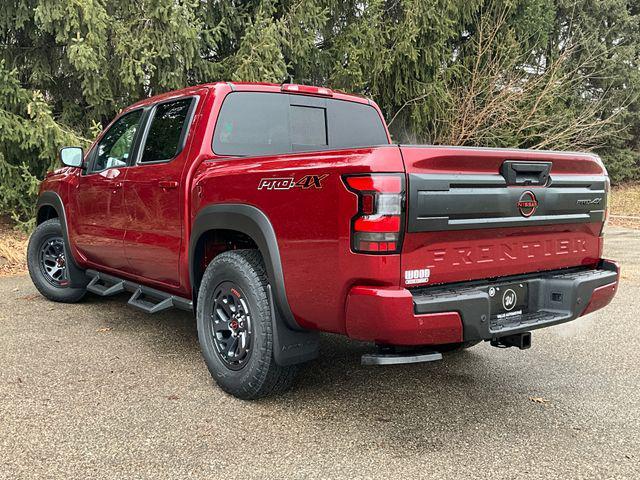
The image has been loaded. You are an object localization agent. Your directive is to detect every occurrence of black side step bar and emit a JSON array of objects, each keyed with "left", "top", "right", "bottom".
[
  {"left": 85, "top": 270, "right": 192, "bottom": 314},
  {"left": 86, "top": 274, "right": 125, "bottom": 296},
  {"left": 128, "top": 287, "right": 175, "bottom": 314}
]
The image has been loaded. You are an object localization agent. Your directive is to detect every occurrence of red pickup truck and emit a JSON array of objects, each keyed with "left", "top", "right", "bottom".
[{"left": 28, "top": 82, "right": 619, "bottom": 399}]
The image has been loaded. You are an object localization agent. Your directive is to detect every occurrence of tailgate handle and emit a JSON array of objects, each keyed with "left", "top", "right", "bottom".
[{"left": 501, "top": 161, "right": 551, "bottom": 186}]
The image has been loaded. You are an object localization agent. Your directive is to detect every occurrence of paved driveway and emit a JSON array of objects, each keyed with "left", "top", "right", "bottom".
[{"left": 1, "top": 229, "right": 639, "bottom": 479}]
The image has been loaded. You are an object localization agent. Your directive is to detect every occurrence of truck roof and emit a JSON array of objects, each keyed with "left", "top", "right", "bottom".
[{"left": 126, "top": 82, "right": 373, "bottom": 112}]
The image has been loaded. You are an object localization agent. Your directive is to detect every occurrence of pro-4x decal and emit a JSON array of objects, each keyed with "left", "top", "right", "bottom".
[{"left": 258, "top": 175, "right": 328, "bottom": 190}]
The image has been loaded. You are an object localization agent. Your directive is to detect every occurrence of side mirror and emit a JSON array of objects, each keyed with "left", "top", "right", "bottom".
[{"left": 60, "top": 147, "right": 84, "bottom": 168}]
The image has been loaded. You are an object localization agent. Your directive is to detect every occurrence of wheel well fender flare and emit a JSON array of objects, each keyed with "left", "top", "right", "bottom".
[{"left": 189, "top": 204, "right": 300, "bottom": 330}]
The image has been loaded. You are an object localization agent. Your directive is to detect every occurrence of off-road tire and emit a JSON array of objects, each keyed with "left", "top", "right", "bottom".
[
  {"left": 27, "top": 218, "right": 86, "bottom": 303},
  {"left": 196, "top": 249, "right": 298, "bottom": 400}
]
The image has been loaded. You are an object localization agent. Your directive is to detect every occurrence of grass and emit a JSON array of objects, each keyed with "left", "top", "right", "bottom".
[
  {"left": 0, "top": 217, "right": 27, "bottom": 277},
  {"left": 610, "top": 184, "right": 640, "bottom": 216},
  {"left": 609, "top": 183, "right": 640, "bottom": 229}
]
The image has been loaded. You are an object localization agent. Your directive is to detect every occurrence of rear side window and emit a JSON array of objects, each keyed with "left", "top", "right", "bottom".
[
  {"left": 213, "top": 92, "right": 388, "bottom": 156},
  {"left": 329, "top": 101, "right": 389, "bottom": 149},
  {"left": 140, "top": 98, "right": 193, "bottom": 163},
  {"left": 213, "top": 93, "right": 290, "bottom": 156}
]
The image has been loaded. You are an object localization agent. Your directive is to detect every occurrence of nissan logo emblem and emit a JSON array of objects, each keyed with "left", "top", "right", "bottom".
[{"left": 517, "top": 190, "right": 538, "bottom": 217}]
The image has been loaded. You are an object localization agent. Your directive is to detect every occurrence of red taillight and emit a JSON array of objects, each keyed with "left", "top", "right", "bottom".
[
  {"left": 281, "top": 84, "right": 333, "bottom": 97},
  {"left": 354, "top": 215, "right": 400, "bottom": 232},
  {"left": 344, "top": 174, "right": 405, "bottom": 254},
  {"left": 345, "top": 175, "right": 402, "bottom": 193}
]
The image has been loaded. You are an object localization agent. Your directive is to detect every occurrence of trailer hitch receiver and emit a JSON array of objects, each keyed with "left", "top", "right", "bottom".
[{"left": 490, "top": 332, "right": 532, "bottom": 350}]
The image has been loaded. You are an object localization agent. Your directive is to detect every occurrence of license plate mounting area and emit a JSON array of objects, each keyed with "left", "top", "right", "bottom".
[{"left": 488, "top": 282, "right": 528, "bottom": 320}]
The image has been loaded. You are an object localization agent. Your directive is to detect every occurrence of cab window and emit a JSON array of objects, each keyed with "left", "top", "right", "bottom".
[
  {"left": 140, "top": 98, "right": 193, "bottom": 163},
  {"left": 90, "top": 110, "right": 143, "bottom": 173}
]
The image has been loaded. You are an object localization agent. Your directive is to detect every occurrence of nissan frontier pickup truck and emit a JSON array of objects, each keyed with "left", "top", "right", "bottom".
[{"left": 28, "top": 82, "right": 619, "bottom": 399}]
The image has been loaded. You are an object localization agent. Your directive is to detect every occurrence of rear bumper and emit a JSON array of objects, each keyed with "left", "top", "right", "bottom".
[{"left": 345, "top": 260, "right": 619, "bottom": 346}]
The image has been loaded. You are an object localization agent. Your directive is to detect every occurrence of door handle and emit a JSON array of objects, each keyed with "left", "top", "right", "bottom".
[{"left": 158, "top": 181, "right": 179, "bottom": 189}]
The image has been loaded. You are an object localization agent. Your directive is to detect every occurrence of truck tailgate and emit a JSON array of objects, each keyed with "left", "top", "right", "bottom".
[{"left": 399, "top": 146, "right": 608, "bottom": 287}]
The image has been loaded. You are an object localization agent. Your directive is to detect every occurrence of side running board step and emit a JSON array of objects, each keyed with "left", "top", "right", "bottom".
[
  {"left": 361, "top": 347, "right": 443, "bottom": 366},
  {"left": 85, "top": 269, "right": 192, "bottom": 313},
  {"left": 128, "top": 287, "right": 175, "bottom": 314},
  {"left": 86, "top": 274, "right": 126, "bottom": 297}
]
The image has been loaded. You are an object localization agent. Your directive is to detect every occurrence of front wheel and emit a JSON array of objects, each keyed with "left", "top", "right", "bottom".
[
  {"left": 196, "top": 250, "right": 298, "bottom": 400},
  {"left": 27, "top": 218, "right": 86, "bottom": 303}
]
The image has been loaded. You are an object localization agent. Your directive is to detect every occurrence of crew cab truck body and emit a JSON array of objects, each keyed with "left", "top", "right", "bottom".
[{"left": 28, "top": 82, "right": 620, "bottom": 399}]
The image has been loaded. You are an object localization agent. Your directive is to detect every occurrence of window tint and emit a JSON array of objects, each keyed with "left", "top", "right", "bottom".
[
  {"left": 290, "top": 105, "right": 327, "bottom": 147},
  {"left": 328, "top": 100, "right": 389, "bottom": 150},
  {"left": 141, "top": 98, "right": 192, "bottom": 163},
  {"left": 91, "top": 110, "right": 142, "bottom": 173},
  {"left": 213, "top": 92, "right": 388, "bottom": 157},
  {"left": 214, "top": 93, "right": 290, "bottom": 156}
]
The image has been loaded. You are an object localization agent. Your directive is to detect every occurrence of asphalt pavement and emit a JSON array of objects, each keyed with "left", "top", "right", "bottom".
[{"left": 1, "top": 228, "right": 639, "bottom": 479}]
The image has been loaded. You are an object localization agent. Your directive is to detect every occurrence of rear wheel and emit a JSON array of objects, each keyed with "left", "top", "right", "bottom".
[
  {"left": 196, "top": 250, "right": 298, "bottom": 399},
  {"left": 27, "top": 218, "right": 86, "bottom": 303}
]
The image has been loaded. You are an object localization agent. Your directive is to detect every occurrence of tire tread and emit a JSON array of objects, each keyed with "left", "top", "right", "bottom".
[
  {"left": 27, "top": 218, "right": 86, "bottom": 303},
  {"left": 197, "top": 249, "right": 298, "bottom": 399}
]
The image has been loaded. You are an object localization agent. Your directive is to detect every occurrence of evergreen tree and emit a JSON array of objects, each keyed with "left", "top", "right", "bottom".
[{"left": 1, "top": 0, "right": 638, "bottom": 227}]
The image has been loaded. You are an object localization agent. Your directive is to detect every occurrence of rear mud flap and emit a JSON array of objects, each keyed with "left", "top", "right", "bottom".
[{"left": 267, "top": 285, "right": 319, "bottom": 366}]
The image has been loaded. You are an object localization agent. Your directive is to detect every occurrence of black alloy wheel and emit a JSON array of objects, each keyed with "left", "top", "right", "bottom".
[
  {"left": 38, "top": 236, "right": 68, "bottom": 287},
  {"left": 210, "top": 281, "right": 253, "bottom": 370}
]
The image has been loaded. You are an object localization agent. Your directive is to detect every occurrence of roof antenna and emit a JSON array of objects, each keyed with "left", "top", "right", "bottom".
[{"left": 281, "top": 75, "right": 294, "bottom": 86}]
